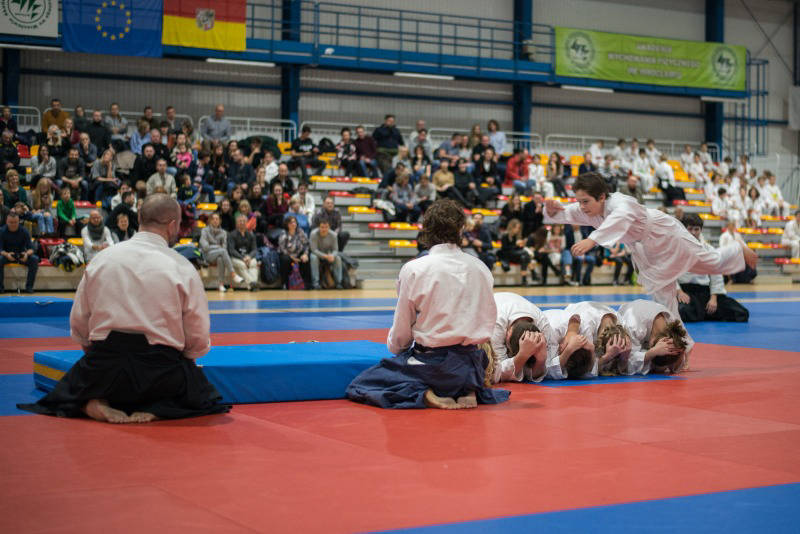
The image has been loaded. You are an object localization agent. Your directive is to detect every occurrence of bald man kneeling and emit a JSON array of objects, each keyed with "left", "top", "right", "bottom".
[{"left": 19, "top": 194, "right": 230, "bottom": 423}]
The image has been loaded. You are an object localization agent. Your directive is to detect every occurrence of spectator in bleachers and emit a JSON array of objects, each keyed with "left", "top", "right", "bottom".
[
  {"left": 698, "top": 142, "right": 713, "bottom": 170},
  {"left": 679, "top": 144, "right": 694, "bottom": 171},
  {"left": 546, "top": 152, "right": 568, "bottom": 197},
  {"left": 569, "top": 225, "right": 597, "bottom": 286},
  {"left": 433, "top": 158, "right": 470, "bottom": 208},
  {"left": 72, "top": 105, "right": 89, "bottom": 133},
  {"left": 30, "top": 178, "right": 55, "bottom": 236},
  {"left": 688, "top": 152, "right": 706, "bottom": 184},
  {"left": 437, "top": 133, "right": 461, "bottom": 167},
  {"left": 91, "top": 149, "right": 120, "bottom": 203},
  {"left": 158, "top": 120, "right": 172, "bottom": 147},
  {"left": 782, "top": 210, "right": 800, "bottom": 259},
  {"left": 200, "top": 212, "right": 241, "bottom": 292},
  {"left": 598, "top": 154, "right": 621, "bottom": 193},
  {"left": 76, "top": 132, "right": 98, "bottom": 172},
  {"left": 309, "top": 218, "right": 343, "bottom": 290},
  {"left": 177, "top": 172, "right": 200, "bottom": 216},
  {"left": 718, "top": 219, "right": 756, "bottom": 284},
  {"left": 500, "top": 194, "right": 523, "bottom": 229},
  {"left": 145, "top": 158, "right": 176, "bottom": 198},
  {"left": 467, "top": 124, "right": 482, "bottom": 148},
  {"left": 228, "top": 213, "right": 260, "bottom": 291},
  {"left": 765, "top": 172, "right": 790, "bottom": 216},
  {"left": 202, "top": 105, "right": 232, "bottom": 146},
  {"left": 498, "top": 218, "right": 533, "bottom": 285},
  {"left": 279, "top": 215, "right": 312, "bottom": 289},
  {"left": 264, "top": 182, "right": 289, "bottom": 227},
  {"left": 164, "top": 106, "right": 184, "bottom": 136},
  {"left": 644, "top": 139, "right": 661, "bottom": 168},
  {"left": 190, "top": 150, "right": 215, "bottom": 202},
  {"left": 409, "top": 144, "right": 432, "bottom": 184},
  {"left": 736, "top": 154, "right": 752, "bottom": 179},
  {"left": 0, "top": 211, "right": 38, "bottom": 293},
  {"left": 719, "top": 155, "right": 733, "bottom": 178},
  {"left": 42, "top": 98, "right": 69, "bottom": 133},
  {"left": 227, "top": 149, "right": 255, "bottom": 193},
  {"left": 487, "top": 120, "right": 506, "bottom": 154},
  {"left": 228, "top": 185, "right": 244, "bottom": 208},
  {"left": 632, "top": 148, "right": 652, "bottom": 191},
  {"left": 110, "top": 212, "right": 136, "bottom": 243},
  {"left": 0, "top": 129, "right": 20, "bottom": 173},
  {"left": 270, "top": 162, "right": 296, "bottom": 197},
  {"left": 461, "top": 212, "right": 495, "bottom": 270},
  {"left": 527, "top": 153, "right": 545, "bottom": 191},
  {"left": 470, "top": 135, "right": 494, "bottom": 164},
  {"left": 104, "top": 103, "right": 128, "bottom": 150},
  {"left": 284, "top": 198, "right": 309, "bottom": 235},
  {"left": 655, "top": 154, "right": 685, "bottom": 207},
  {"left": 209, "top": 142, "right": 228, "bottom": 187},
  {"left": 414, "top": 173, "right": 436, "bottom": 213},
  {"left": 711, "top": 187, "right": 734, "bottom": 221},
  {"left": 225, "top": 140, "right": 239, "bottom": 165},
  {"left": 243, "top": 137, "right": 264, "bottom": 168},
  {"left": 30, "top": 145, "right": 57, "bottom": 186},
  {"left": 335, "top": 127, "right": 358, "bottom": 177},
  {"left": 138, "top": 106, "right": 156, "bottom": 130},
  {"left": 578, "top": 151, "right": 597, "bottom": 175},
  {"left": 506, "top": 149, "right": 531, "bottom": 194},
  {"left": 56, "top": 186, "right": 79, "bottom": 237},
  {"left": 611, "top": 139, "right": 628, "bottom": 169},
  {"left": 531, "top": 225, "right": 563, "bottom": 286},
  {"left": 390, "top": 172, "right": 421, "bottom": 223},
  {"left": 146, "top": 129, "right": 170, "bottom": 162},
  {"left": 522, "top": 192, "right": 545, "bottom": 237},
  {"left": 406, "top": 119, "right": 426, "bottom": 146},
  {"left": 453, "top": 158, "right": 481, "bottom": 208},
  {"left": 62, "top": 117, "right": 80, "bottom": 147},
  {"left": 372, "top": 114, "right": 404, "bottom": 174},
  {"left": 86, "top": 110, "right": 111, "bottom": 152},
  {"left": 627, "top": 138, "right": 640, "bottom": 164},
  {"left": 588, "top": 139, "right": 604, "bottom": 163},
  {"left": 0, "top": 191, "right": 8, "bottom": 227},
  {"left": 289, "top": 125, "right": 325, "bottom": 183},
  {"left": 456, "top": 134, "right": 472, "bottom": 161},
  {"left": 216, "top": 197, "right": 236, "bottom": 232},
  {"left": 608, "top": 242, "right": 633, "bottom": 286},
  {"left": 312, "top": 196, "right": 349, "bottom": 252},
  {"left": 107, "top": 189, "right": 138, "bottom": 231},
  {"left": 247, "top": 181, "right": 266, "bottom": 211},
  {"left": 291, "top": 182, "right": 315, "bottom": 220},
  {"left": 129, "top": 120, "right": 151, "bottom": 155},
  {"left": 261, "top": 149, "right": 279, "bottom": 182},
  {"left": 44, "top": 125, "right": 69, "bottom": 162},
  {"left": 81, "top": 209, "right": 114, "bottom": 263},
  {"left": 182, "top": 121, "right": 201, "bottom": 150},
  {"left": 354, "top": 125, "right": 381, "bottom": 179},
  {"left": 407, "top": 128, "right": 433, "bottom": 161},
  {"left": 0, "top": 107, "right": 17, "bottom": 137},
  {"left": 132, "top": 144, "right": 158, "bottom": 188},
  {"left": 2, "top": 169, "right": 27, "bottom": 208},
  {"left": 170, "top": 132, "right": 195, "bottom": 177},
  {"left": 392, "top": 145, "right": 412, "bottom": 171}
]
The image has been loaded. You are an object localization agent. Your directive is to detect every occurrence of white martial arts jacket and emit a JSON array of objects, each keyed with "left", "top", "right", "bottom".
[
  {"left": 387, "top": 243, "right": 496, "bottom": 355},
  {"left": 680, "top": 152, "right": 694, "bottom": 171},
  {"left": 70, "top": 231, "right": 211, "bottom": 358},
  {"left": 542, "top": 308, "right": 598, "bottom": 379},
  {"left": 783, "top": 219, "right": 800, "bottom": 244},
  {"left": 563, "top": 301, "right": 621, "bottom": 374},
  {"left": 490, "top": 292, "right": 561, "bottom": 383},
  {"left": 617, "top": 299, "right": 694, "bottom": 376}
]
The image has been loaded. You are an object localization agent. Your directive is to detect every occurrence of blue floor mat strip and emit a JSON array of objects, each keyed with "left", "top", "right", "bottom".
[
  {"left": 530, "top": 374, "right": 682, "bottom": 387},
  {"left": 0, "top": 296, "right": 74, "bottom": 318},
  {"left": 385, "top": 483, "right": 800, "bottom": 534},
  {"left": 0, "top": 374, "right": 46, "bottom": 416}
]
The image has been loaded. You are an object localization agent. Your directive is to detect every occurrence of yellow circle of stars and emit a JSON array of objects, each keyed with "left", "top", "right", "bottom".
[{"left": 94, "top": 1, "right": 132, "bottom": 41}]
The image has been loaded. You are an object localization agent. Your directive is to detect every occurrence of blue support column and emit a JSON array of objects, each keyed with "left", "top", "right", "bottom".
[
  {"left": 2, "top": 49, "right": 21, "bottom": 107},
  {"left": 705, "top": 0, "right": 724, "bottom": 152},
  {"left": 512, "top": 0, "right": 533, "bottom": 134},
  {"left": 280, "top": 0, "right": 302, "bottom": 138}
]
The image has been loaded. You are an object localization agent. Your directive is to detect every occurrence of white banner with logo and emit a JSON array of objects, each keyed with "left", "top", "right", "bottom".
[{"left": 0, "top": 0, "right": 58, "bottom": 37}]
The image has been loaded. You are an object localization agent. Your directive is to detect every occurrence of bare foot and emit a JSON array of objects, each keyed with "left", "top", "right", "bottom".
[
  {"left": 129, "top": 412, "right": 159, "bottom": 423},
  {"left": 740, "top": 242, "right": 758, "bottom": 269},
  {"left": 83, "top": 399, "right": 131, "bottom": 424},
  {"left": 423, "top": 389, "right": 461, "bottom": 410},
  {"left": 456, "top": 392, "right": 477, "bottom": 409}
]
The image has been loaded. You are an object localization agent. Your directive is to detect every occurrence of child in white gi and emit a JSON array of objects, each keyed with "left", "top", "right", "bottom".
[
  {"left": 542, "top": 308, "right": 598, "bottom": 379},
  {"left": 562, "top": 301, "right": 632, "bottom": 375},
  {"left": 617, "top": 299, "right": 694, "bottom": 375}
]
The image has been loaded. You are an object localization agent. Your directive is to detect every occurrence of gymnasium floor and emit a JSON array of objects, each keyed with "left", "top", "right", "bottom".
[{"left": 0, "top": 283, "right": 798, "bottom": 533}]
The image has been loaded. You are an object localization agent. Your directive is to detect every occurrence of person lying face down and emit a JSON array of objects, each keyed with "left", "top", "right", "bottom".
[
  {"left": 617, "top": 299, "right": 693, "bottom": 375},
  {"left": 562, "top": 301, "right": 631, "bottom": 375},
  {"left": 542, "top": 309, "right": 598, "bottom": 380}
]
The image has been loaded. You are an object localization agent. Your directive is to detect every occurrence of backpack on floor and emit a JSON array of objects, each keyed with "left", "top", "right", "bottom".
[
  {"left": 49, "top": 243, "right": 85, "bottom": 272},
  {"left": 256, "top": 245, "right": 280, "bottom": 284},
  {"left": 288, "top": 262, "right": 305, "bottom": 290}
]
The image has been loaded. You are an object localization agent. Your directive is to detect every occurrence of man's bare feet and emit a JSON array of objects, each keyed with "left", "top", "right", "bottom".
[
  {"left": 424, "top": 389, "right": 461, "bottom": 410},
  {"left": 456, "top": 392, "right": 477, "bottom": 408},
  {"left": 83, "top": 399, "right": 130, "bottom": 423},
  {"left": 741, "top": 242, "right": 758, "bottom": 269},
  {"left": 129, "top": 412, "right": 158, "bottom": 423}
]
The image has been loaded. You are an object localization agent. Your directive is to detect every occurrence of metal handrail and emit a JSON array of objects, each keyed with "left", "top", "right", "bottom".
[
  {"left": 198, "top": 115, "right": 297, "bottom": 143},
  {"left": 544, "top": 133, "right": 721, "bottom": 161},
  {"left": 2, "top": 105, "right": 42, "bottom": 132}
]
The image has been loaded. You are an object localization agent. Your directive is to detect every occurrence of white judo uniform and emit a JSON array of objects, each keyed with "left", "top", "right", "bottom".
[
  {"left": 542, "top": 308, "right": 598, "bottom": 379},
  {"left": 544, "top": 192, "right": 745, "bottom": 318},
  {"left": 562, "top": 301, "right": 623, "bottom": 374},
  {"left": 490, "top": 292, "right": 561, "bottom": 383},
  {"left": 782, "top": 218, "right": 800, "bottom": 258},
  {"left": 617, "top": 299, "right": 694, "bottom": 375}
]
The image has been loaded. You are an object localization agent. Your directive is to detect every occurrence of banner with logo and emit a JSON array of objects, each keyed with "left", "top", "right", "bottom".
[
  {"left": 0, "top": 0, "right": 58, "bottom": 37},
  {"left": 555, "top": 27, "right": 746, "bottom": 92},
  {"left": 162, "top": 0, "right": 246, "bottom": 52},
  {"left": 62, "top": 0, "right": 163, "bottom": 57}
]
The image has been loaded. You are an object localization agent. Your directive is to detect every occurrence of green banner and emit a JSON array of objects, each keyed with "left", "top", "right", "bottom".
[{"left": 555, "top": 27, "right": 746, "bottom": 92}]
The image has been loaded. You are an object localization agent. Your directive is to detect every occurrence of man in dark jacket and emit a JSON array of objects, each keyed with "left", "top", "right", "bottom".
[
  {"left": 371, "top": 114, "right": 404, "bottom": 174},
  {"left": 0, "top": 211, "right": 38, "bottom": 293},
  {"left": 86, "top": 111, "right": 111, "bottom": 152}
]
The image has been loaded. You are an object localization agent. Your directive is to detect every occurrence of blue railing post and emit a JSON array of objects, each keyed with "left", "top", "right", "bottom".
[
  {"left": 1, "top": 49, "right": 21, "bottom": 107},
  {"left": 512, "top": 0, "right": 533, "bottom": 135},
  {"left": 281, "top": 0, "right": 302, "bottom": 135},
  {"left": 704, "top": 0, "right": 725, "bottom": 157}
]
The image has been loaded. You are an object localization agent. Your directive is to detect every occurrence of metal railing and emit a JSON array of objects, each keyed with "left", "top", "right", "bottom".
[
  {"left": 543, "top": 133, "right": 721, "bottom": 162},
  {"left": 3, "top": 105, "right": 42, "bottom": 132},
  {"left": 198, "top": 116, "right": 297, "bottom": 143}
]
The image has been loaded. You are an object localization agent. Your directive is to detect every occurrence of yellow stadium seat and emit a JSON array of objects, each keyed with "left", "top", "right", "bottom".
[
  {"left": 30, "top": 145, "right": 39, "bottom": 157},
  {"left": 278, "top": 142, "right": 291, "bottom": 155},
  {"left": 67, "top": 237, "right": 83, "bottom": 246}
]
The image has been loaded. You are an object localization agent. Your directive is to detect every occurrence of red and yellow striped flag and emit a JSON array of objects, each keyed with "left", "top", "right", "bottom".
[{"left": 162, "top": 0, "right": 246, "bottom": 52}]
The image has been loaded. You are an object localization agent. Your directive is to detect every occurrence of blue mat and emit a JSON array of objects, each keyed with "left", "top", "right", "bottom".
[
  {"left": 531, "top": 374, "right": 682, "bottom": 387},
  {"left": 0, "top": 296, "right": 73, "bottom": 318},
  {"left": 0, "top": 374, "right": 46, "bottom": 416},
  {"left": 385, "top": 482, "right": 800, "bottom": 533},
  {"left": 33, "top": 341, "right": 391, "bottom": 404}
]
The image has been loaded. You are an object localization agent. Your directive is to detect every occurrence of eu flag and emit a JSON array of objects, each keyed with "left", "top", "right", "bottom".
[{"left": 62, "top": 0, "right": 163, "bottom": 57}]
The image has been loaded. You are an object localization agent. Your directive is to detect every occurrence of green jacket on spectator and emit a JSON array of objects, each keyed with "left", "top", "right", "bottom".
[{"left": 57, "top": 198, "right": 76, "bottom": 224}]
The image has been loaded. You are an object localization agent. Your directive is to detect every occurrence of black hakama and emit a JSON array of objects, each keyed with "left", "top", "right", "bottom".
[
  {"left": 18, "top": 332, "right": 230, "bottom": 419},
  {"left": 678, "top": 283, "right": 750, "bottom": 323}
]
